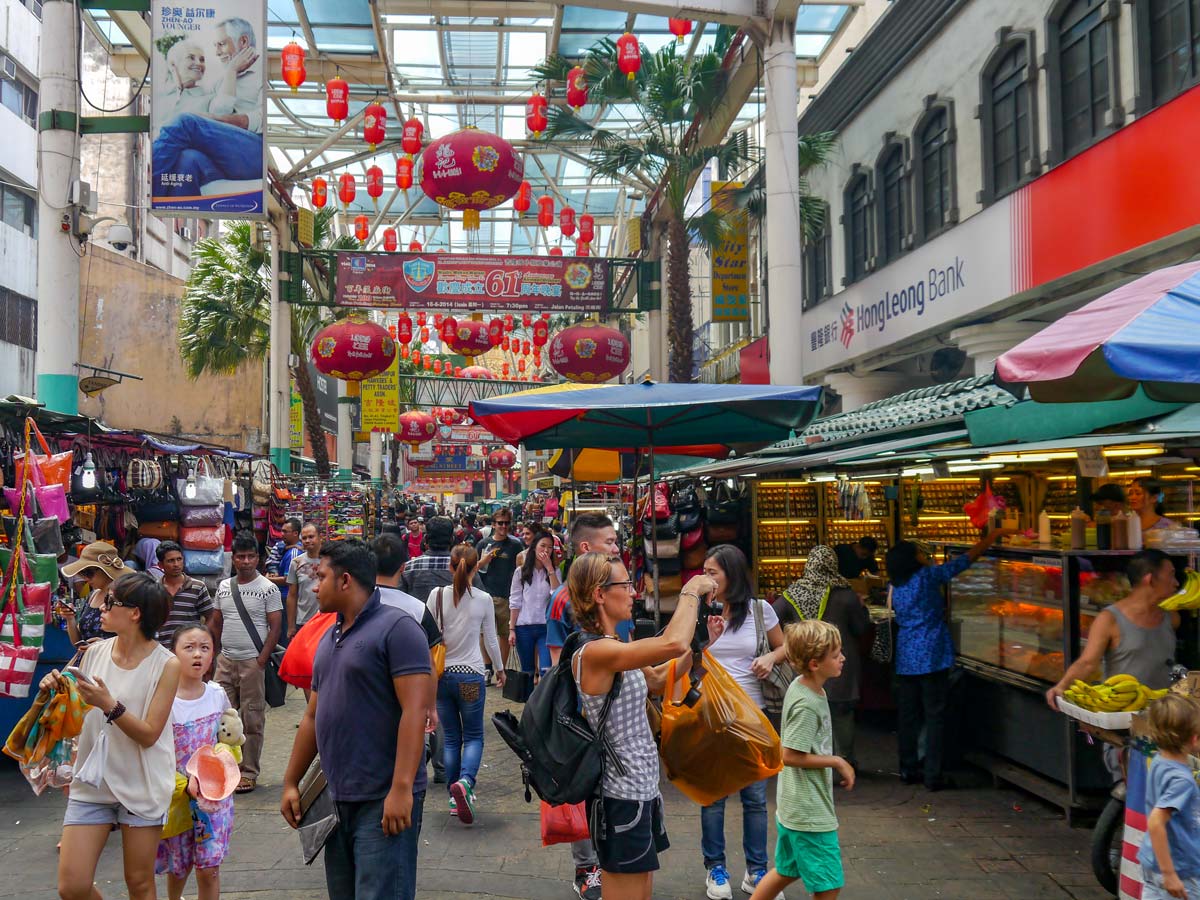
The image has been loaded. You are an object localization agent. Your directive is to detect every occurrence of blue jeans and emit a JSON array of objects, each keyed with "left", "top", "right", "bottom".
[
  {"left": 514, "top": 623, "right": 549, "bottom": 674},
  {"left": 324, "top": 792, "right": 425, "bottom": 900},
  {"left": 437, "top": 671, "right": 485, "bottom": 789},
  {"left": 152, "top": 113, "right": 263, "bottom": 195},
  {"left": 700, "top": 778, "right": 769, "bottom": 872}
]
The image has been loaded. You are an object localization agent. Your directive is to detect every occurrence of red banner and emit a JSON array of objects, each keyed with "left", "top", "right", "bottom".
[{"left": 336, "top": 252, "right": 609, "bottom": 313}]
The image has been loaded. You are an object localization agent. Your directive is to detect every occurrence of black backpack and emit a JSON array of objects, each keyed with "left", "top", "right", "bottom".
[{"left": 491, "top": 630, "right": 625, "bottom": 805}]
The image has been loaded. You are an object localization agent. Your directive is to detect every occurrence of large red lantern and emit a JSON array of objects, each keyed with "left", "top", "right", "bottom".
[
  {"left": 419, "top": 129, "right": 524, "bottom": 231},
  {"left": 526, "top": 93, "right": 548, "bottom": 137},
  {"left": 401, "top": 117, "right": 423, "bottom": 157},
  {"left": 566, "top": 66, "right": 588, "bottom": 111},
  {"left": 514, "top": 180, "right": 532, "bottom": 213},
  {"left": 446, "top": 319, "right": 492, "bottom": 357},
  {"left": 460, "top": 365, "right": 496, "bottom": 380},
  {"left": 576, "top": 241, "right": 591, "bottom": 257},
  {"left": 537, "top": 195, "right": 554, "bottom": 228},
  {"left": 397, "top": 313, "right": 412, "bottom": 343},
  {"left": 668, "top": 18, "right": 692, "bottom": 42},
  {"left": 396, "top": 157, "right": 414, "bottom": 192},
  {"left": 311, "top": 177, "right": 327, "bottom": 209},
  {"left": 488, "top": 318, "right": 504, "bottom": 346},
  {"left": 616, "top": 33, "right": 641, "bottom": 81},
  {"left": 578, "top": 212, "right": 595, "bottom": 243},
  {"left": 338, "top": 173, "right": 355, "bottom": 207},
  {"left": 549, "top": 322, "right": 631, "bottom": 383},
  {"left": 354, "top": 215, "right": 370, "bottom": 242},
  {"left": 366, "top": 165, "right": 384, "bottom": 205},
  {"left": 326, "top": 76, "right": 349, "bottom": 123},
  {"left": 363, "top": 102, "right": 387, "bottom": 150},
  {"left": 383, "top": 227, "right": 398, "bottom": 252},
  {"left": 488, "top": 448, "right": 516, "bottom": 470},
  {"left": 559, "top": 206, "right": 576, "bottom": 237},
  {"left": 397, "top": 410, "right": 437, "bottom": 448},
  {"left": 439, "top": 316, "right": 458, "bottom": 342},
  {"left": 549, "top": 246, "right": 563, "bottom": 257},
  {"left": 532, "top": 319, "right": 549, "bottom": 347},
  {"left": 409, "top": 239, "right": 422, "bottom": 252},
  {"left": 310, "top": 313, "right": 396, "bottom": 381},
  {"left": 281, "top": 42, "right": 306, "bottom": 93}
]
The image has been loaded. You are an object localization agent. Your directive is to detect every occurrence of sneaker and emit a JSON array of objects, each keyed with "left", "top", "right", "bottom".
[
  {"left": 449, "top": 778, "right": 475, "bottom": 825},
  {"left": 742, "top": 868, "right": 784, "bottom": 899},
  {"left": 706, "top": 864, "right": 733, "bottom": 900},
  {"left": 573, "top": 865, "right": 602, "bottom": 899},
  {"left": 448, "top": 796, "right": 457, "bottom": 817}
]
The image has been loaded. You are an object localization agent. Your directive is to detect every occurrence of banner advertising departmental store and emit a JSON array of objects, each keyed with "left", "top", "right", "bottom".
[
  {"left": 150, "top": 0, "right": 267, "bottom": 217},
  {"left": 336, "top": 252, "right": 609, "bottom": 313}
]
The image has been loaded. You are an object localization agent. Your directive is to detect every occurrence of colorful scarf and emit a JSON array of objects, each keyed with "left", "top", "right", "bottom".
[{"left": 782, "top": 545, "right": 850, "bottom": 620}]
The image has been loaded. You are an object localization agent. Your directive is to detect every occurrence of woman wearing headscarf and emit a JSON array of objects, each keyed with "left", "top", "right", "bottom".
[{"left": 774, "top": 545, "right": 870, "bottom": 770}]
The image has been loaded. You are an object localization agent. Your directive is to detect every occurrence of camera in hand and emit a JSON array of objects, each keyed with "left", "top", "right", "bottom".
[{"left": 680, "top": 593, "right": 721, "bottom": 707}]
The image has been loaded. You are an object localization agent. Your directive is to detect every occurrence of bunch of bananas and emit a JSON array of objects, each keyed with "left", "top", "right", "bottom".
[
  {"left": 1063, "top": 674, "right": 1169, "bottom": 712},
  {"left": 1161, "top": 570, "right": 1200, "bottom": 610}
]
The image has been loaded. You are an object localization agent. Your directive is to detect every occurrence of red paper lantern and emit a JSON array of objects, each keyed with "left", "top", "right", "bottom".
[
  {"left": 383, "top": 228, "right": 398, "bottom": 252},
  {"left": 354, "top": 215, "right": 369, "bottom": 242},
  {"left": 514, "top": 180, "right": 532, "bottom": 213},
  {"left": 338, "top": 173, "right": 355, "bottom": 207},
  {"left": 310, "top": 313, "right": 396, "bottom": 381},
  {"left": 488, "top": 448, "right": 516, "bottom": 470},
  {"left": 439, "top": 316, "right": 457, "bottom": 342},
  {"left": 326, "top": 76, "right": 349, "bottom": 123},
  {"left": 501, "top": 362, "right": 510, "bottom": 377},
  {"left": 668, "top": 18, "right": 692, "bottom": 42},
  {"left": 388, "top": 325, "right": 397, "bottom": 339},
  {"left": 366, "top": 165, "right": 384, "bottom": 205},
  {"left": 408, "top": 240, "right": 422, "bottom": 252},
  {"left": 281, "top": 42, "right": 306, "bottom": 92},
  {"left": 518, "top": 358, "right": 527, "bottom": 373},
  {"left": 522, "top": 339, "right": 532, "bottom": 356},
  {"left": 400, "top": 345, "right": 410, "bottom": 359},
  {"left": 488, "top": 318, "right": 504, "bottom": 346},
  {"left": 446, "top": 319, "right": 492, "bottom": 357},
  {"left": 549, "top": 322, "right": 631, "bottom": 383},
  {"left": 542, "top": 312, "right": 551, "bottom": 320},
  {"left": 566, "top": 66, "right": 589, "bottom": 111},
  {"left": 559, "top": 206, "right": 576, "bottom": 237},
  {"left": 397, "top": 410, "right": 437, "bottom": 447},
  {"left": 420, "top": 326, "right": 430, "bottom": 342},
  {"left": 576, "top": 241, "right": 590, "bottom": 257},
  {"left": 433, "top": 359, "right": 443, "bottom": 374},
  {"left": 616, "top": 33, "right": 641, "bottom": 81},
  {"left": 419, "top": 129, "right": 524, "bottom": 231},
  {"left": 526, "top": 93, "right": 548, "bottom": 137},
  {"left": 454, "top": 366, "right": 462, "bottom": 378},
  {"left": 533, "top": 348, "right": 542, "bottom": 365},
  {"left": 401, "top": 117, "right": 424, "bottom": 157},
  {"left": 460, "top": 365, "right": 496, "bottom": 380},
  {"left": 311, "top": 177, "right": 327, "bottom": 209},
  {"left": 417, "top": 312, "right": 426, "bottom": 326},
  {"left": 397, "top": 313, "right": 412, "bottom": 344},
  {"left": 411, "top": 349, "right": 422, "bottom": 366},
  {"left": 522, "top": 313, "right": 532, "bottom": 327},
  {"left": 363, "top": 102, "right": 387, "bottom": 150},
  {"left": 395, "top": 156, "right": 413, "bottom": 192},
  {"left": 423, "top": 357, "right": 432, "bottom": 371},
  {"left": 504, "top": 314, "right": 514, "bottom": 330},
  {"left": 578, "top": 213, "right": 595, "bottom": 243},
  {"left": 532, "top": 320, "right": 549, "bottom": 347},
  {"left": 549, "top": 246, "right": 563, "bottom": 257},
  {"left": 537, "top": 195, "right": 554, "bottom": 228}
]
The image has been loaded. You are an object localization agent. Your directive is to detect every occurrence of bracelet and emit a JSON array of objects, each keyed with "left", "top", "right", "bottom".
[
  {"left": 105, "top": 701, "right": 126, "bottom": 724},
  {"left": 679, "top": 592, "right": 700, "bottom": 601}
]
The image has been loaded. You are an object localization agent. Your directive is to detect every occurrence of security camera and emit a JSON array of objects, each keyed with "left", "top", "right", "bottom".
[{"left": 106, "top": 223, "right": 133, "bottom": 252}]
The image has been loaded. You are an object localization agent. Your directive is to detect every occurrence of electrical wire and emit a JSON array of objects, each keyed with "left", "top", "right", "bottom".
[{"left": 74, "top": 3, "right": 148, "bottom": 113}]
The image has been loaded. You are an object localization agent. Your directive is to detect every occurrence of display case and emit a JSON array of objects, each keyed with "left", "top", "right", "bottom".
[
  {"left": 753, "top": 480, "right": 821, "bottom": 596},
  {"left": 901, "top": 477, "right": 1023, "bottom": 544}
]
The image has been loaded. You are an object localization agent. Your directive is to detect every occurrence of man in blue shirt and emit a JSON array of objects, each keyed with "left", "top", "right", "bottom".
[{"left": 280, "top": 539, "right": 431, "bottom": 900}]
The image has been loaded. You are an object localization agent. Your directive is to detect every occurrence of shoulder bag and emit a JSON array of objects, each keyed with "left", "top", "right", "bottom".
[
  {"left": 869, "top": 585, "right": 894, "bottom": 664},
  {"left": 753, "top": 599, "right": 796, "bottom": 717},
  {"left": 431, "top": 588, "right": 448, "bottom": 679},
  {"left": 228, "top": 577, "right": 287, "bottom": 708}
]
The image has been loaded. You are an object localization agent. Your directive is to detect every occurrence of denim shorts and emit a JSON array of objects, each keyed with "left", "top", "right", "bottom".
[
  {"left": 63, "top": 798, "right": 166, "bottom": 829},
  {"left": 1141, "top": 868, "right": 1200, "bottom": 899}
]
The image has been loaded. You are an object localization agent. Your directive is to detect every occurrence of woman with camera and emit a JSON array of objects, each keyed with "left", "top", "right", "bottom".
[{"left": 569, "top": 552, "right": 714, "bottom": 900}]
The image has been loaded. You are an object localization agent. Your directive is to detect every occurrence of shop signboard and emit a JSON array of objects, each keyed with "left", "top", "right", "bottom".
[
  {"left": 308, "top": 362, "right": 339, "bottom": 434},
  {"left": 711, "top": 181, "right": 749, "bottom": 322},
  {"left": 359, "top": 356, "right": 400, "bottom": 432},
  {"left": 335, "top": 252, "right": 609, "bottom": 313},
  {"left": 288, "top": 380, "right": 303, "bottom": 451},
  {"left": 149, "top": 0, "right": 267, "bottom": 218},
  {"left": 438, "top": 424, "right": 497, "bottom": 443}
]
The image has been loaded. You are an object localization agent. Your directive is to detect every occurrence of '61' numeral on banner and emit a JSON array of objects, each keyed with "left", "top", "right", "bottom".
[{"left": 485, "top": 269, "right": 523, "bottom": 297}]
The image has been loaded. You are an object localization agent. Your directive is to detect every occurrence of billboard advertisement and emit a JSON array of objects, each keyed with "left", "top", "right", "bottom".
[
  {"left": 335, "top": 252, "right": 610, "bottom": 313},
  {"left": 150, "top": 1, "right": 267, "bottom": 217},
  {"left": 711, "top": 181, "right": 749, "bottom": 322}
]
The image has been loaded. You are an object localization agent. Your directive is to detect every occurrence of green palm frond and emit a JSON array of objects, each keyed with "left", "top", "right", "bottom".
[
  {"left": 530, "top": 54, "right": 573, "bottom": 84},
  {"left": 685, "top": 208, "right": 735, "bottom": 252}
]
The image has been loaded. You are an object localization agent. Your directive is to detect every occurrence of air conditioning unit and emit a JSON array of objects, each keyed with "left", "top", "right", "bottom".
[{"left": 180, "top": 226, "right": 193, "bottom": 240}]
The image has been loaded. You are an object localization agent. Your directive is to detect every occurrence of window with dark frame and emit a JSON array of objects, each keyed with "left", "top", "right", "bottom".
[
  {"left": 0, "top": 56, "right": 37, "bottom": 127},
  {"left": 1054, "top": 0, "right": 1113, "bottom": 157},
  {"left": 0, "top": 183, "right": 36, "bottom": 237},
  {"left": 919, "top": 108, "right": 953, "bottom": 238},
  {"left": 803, "top": 205, "right": 831, "bottom": 308},
  {"left": 844, "top": 174, "right": 872, "bottom": 284},
  {"left": 878, "top": 144, "right": 907, "bottom": 263},
  {"left": 0, "top": 287, "right": 37, "bottom": 351},
  {"left": 989, "top": 42, "right": 1034, "bottom": 198},
  {"left": 1148, "top": 0, "right": 1200, "bottom": 105}
]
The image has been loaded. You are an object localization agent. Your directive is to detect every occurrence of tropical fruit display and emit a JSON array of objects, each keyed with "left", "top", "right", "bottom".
[
  {"left": 1063, "top": 674, "right": 1169, "bottom": 713},
  {"left": 1160, "top": 570, "right": 1200, "bottom": 610}
]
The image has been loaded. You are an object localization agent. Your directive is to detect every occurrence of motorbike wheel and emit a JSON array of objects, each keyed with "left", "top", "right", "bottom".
[{"left": 1090, "top": 795, "right": 1125, "bottom": 897}]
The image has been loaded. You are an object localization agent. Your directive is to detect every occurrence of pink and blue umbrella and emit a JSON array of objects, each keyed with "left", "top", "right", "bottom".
[{"left": 996, "top": 260, "right": 1200, "bottom": 403}]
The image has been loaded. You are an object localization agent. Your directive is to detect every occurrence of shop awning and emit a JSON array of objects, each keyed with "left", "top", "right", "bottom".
[{"left": 963, "top": 387, "right": 1184, "bottom": 447}]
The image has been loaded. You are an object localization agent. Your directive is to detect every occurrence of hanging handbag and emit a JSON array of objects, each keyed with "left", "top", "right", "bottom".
[
  {"left": 705, "top": 481, "right": 743, "bottom": 525},
  {"left": 176, "top": 458, "right": 223, "bottom": 507},
  {"left": 672, "top": 483, "right": 700, "bottom": 515},
  {"left": 705, "top": 522, "right": 738, "bottom": 544},
  {"left": 126, "top": 458, "right": 164, "bottom": 492},
  {"left": 655, "top": 554, "right": 682, "bottom": 575},
  {"left": 652, "top": 535, "right": 681, "bottom": 560},
  {"left": 752, "top": 598, "right": 796, "bottom": 717},
  {"left": 251, "top": 460, "right": 273, "bottom": 507},
  {"left": 869, "top": 586, "right": 895, "bottom": 664},
  {"left": 682, "top": 540, "right": 708, "bottom": 571},
  {"left": 681, "top": 525, "right": 706, "bottom": 551},
  {"left": 181, "top": 526, "right": 224, "bottom": 551},
  {"left": 502, "top": 646, "right": 534, "bottom": 703},
  {"left": 133, "top": 495, "right": 179, "bottom": 522},
  {"left": 14, "top": 421, "right": 72, "bottom": 494},
  {"left": 0, "top": 508, "right": 41, "bottom": 699},
  {"left": 642, "top": 515, "right": 679, "bottom": 541},
  {"left": 183, "top": 548, "right": 224, "bottom": 576},
  {"left": 677, "top": 507, "right": 703, "bottom": 532},
  {"left": 228, "top": 577, "right": 287, "bottom": 708},
  {"left": 181, "top": 505, "right": 224, "bottom": 527},
  {"left": 139, "top": 520, "right": 181, "bottom": 541}
]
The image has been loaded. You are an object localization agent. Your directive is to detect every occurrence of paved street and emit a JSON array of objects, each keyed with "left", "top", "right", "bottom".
[{"left": 0, "top": 686, "right": 1113, "bottom": 900}]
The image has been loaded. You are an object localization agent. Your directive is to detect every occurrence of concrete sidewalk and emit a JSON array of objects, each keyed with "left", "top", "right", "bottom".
[{"left": 0, "top": 685, "right": 1113, "bottom": 899}]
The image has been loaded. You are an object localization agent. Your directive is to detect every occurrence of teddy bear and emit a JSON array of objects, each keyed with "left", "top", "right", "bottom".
[{"left": 216, "top": 708, "right": 245, "bottom": 766}]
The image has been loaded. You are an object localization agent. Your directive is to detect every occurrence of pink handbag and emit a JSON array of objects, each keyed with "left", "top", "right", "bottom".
[{"left": 681, "top": 526, "right": 705, "bottom": 550}]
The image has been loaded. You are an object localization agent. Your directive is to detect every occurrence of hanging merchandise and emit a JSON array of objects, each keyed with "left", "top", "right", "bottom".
[
  {"left": 280, "top": 41, "right": 306, "bottom": 92},
  {"left": 15, "top": 420, "right": 72, "bottom": 494},
  {"left": 311, "top": 177, "right": 327, "bottom": 209},
  {"left": 365, "top": 165, "right": 384, "bottom": 205},
  {"left": 834, "top": 478, "right": 874, "bottom": 521},
  {"left": 363, "top": 101, "right": 387, "bottom": 150},
  {"left": 325, "top": 76, "right": 349, "bottom": 123},
  {"left": 176, "top": 459, "right": 223, "bottom": 507},
  {"left": 401, "top": 117, "right": 424, "bottom": 157}
]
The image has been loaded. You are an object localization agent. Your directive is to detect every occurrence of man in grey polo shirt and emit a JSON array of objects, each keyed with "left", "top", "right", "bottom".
[{"left": 281, "top": 539, "right": 431, "bottom": 900}]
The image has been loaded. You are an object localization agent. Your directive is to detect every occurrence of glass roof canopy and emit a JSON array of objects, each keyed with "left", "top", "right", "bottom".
[{"left": 85, "top": 3, "right": 854, "bottom": 255}]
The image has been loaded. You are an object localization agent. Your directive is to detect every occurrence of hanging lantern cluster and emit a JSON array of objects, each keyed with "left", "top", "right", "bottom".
[
  {"left": 616, "top": 33, "right": 642, "bottom": 81},
  {"left": 311, "top": 177, "right": 327, "bottom": 209},
  {"left": 514, "top": 180, "right": 532, "bottom": 214},
  {"left": 366, "top": 165, "right": 384, "bottom": 205},
  {"left": 326, "top": 75, "right": 349, "bottom": 123},
  {"left": 338, "top": 173, "right": 355, "bottom": 207},
  {"left": 383, "top": 228, "right": 398, "bottom": 252},
  {"left": 281, "top": 41, "right": 306, "bottom": 92},
  {"left": 668, "top": 19, "right": 693, "bottom": 43},
  {"left": 526, "top": 93, "right": 548, "bottom": 137},
  {"left": 566, "top": 66, "right": 589, "bottom": 111},
  {"left": 363, "top": 101, "right": 387, "bottom": 151},
  {"left": 310, "top": 313, "right": 396, "bottom": 381},
  {"left": 419, "top": 129, "right": 524, "bottom": 231},
  {"left": 549, "top": 322, "right": 631, "bottom": 383},
  {"left": 401, "top": 117, "right": 424, "bottom": 157},
  {"left": 354, "top": 215, "right": 370, "bottom": 242}
]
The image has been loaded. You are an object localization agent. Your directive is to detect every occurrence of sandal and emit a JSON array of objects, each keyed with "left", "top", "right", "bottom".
[{"left": 235, "top": 777, "right": 256, "bottom": 794}]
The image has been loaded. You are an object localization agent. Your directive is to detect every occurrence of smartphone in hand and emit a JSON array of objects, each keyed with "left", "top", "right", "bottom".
[{"left": 65, "top": 665, "right": 95, "bottom": 685}]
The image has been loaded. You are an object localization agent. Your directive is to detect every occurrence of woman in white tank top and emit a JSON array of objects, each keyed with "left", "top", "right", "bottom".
[{"left": 41, "top": 572, "right": 179, "bottom": 900}]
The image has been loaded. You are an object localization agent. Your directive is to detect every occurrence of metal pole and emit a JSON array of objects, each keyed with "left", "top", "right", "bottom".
[
  {"left": 268, "top": 219, "right": 292, "bottom": 473},
  {"left": 650, "top": 438, "right": 660, "bottom": 628},
  {"left": 35, "top": 0, "right": 82, "bottom": 414},
  {"left": 369, "top": 431, "right": 383, "bottom": 482},
  {"left": 520, "top": 442, "right": 529, "bottom": 499}
]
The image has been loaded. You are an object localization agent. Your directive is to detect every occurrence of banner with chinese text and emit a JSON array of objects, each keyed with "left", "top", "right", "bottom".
[
  {"left": 289, "top": 380, "right": 303, "bottom": 451},
  {"left": 359, "top": 356, "right": 400, "bottom": 432},
  {"left": 711, "top": 181, "right": 749, "bottom": 322}
]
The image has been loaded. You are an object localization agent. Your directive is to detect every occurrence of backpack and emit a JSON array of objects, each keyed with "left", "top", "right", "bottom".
[{"left": 491, "top": 630, "right": 625, "bottom": 805}]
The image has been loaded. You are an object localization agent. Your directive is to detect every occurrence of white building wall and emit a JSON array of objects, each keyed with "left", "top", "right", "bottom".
[
  {"left": 0, "top": 103, "right": 35, "bottom": 186},
  {"left": 0, "top": 226, "right": 36, "bottom": 296},
  {"left": 0, "top": 0, "right": 39, "bottom": 76}
]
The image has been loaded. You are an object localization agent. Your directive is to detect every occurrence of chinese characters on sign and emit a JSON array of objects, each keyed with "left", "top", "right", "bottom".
[
  {"left": 289, "top": 380, "right": 303, "bottom": 451},
  {"left": 359, "top": 356, "right": 400, "bottom": 432},
  {"left": 710, "top": 181, "right": 749, "bottom": 322}
]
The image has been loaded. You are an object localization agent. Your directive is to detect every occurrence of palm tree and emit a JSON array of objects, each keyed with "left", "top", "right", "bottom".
[
  {"left": 179, "top": 207, "right": 359, "bottom": 475},
  {"left": 534, "top": 31, "right": 755, "bottom": 382},
  {"left": 729, "top": 130, "right": 839, "bottom": 237}
]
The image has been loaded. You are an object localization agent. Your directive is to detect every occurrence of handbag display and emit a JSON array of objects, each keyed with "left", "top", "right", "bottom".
[
  {"left": 654, "top": 554, "right": 682, "bottom": 576},
  {"left": 14, "top": 421, "right": 72, "bottom": 494},
  {"left": 642, "top": 515, "right": 679, "bottom": 541},
  {"left": 677, "top": 508, "right": 703, "bottom": 533},
  {"left": 251, "top": 460, "right": 274, "bottom": 507},
  {"left": 126, "top": 458, "right": 164, "bottom": 492},
  {"left": 228, "top": 577, "right": 287, "bottom": 708},
  {"left": 705, "top": 481, "right": 744, "bottom": 525},
  {"left": 752, "top": 599, "right": 796, "bottom": 717},
  {"left": 647, "top": 481, "right": 672, "bottom": 521},
  {"left": 706, "top": 522, "right": 739, "bottom": 544},
  {"left": 181, "top": 526, "right": 224, "bottom": 551},
  {"left": 681, "top": 525, "right": 706, "bottom": 550},
  {"left": 133, "top": 496, "right": 180, "bottom": 522},
  {"left": 502, "top": 646, "right": 534, "bottom": 703},
  {"left": 180, "top": 505, "right": 223, "bottom": 527},
  {"left": 139, "top": 520, "right": 181, "bottom": 541},
  {"left": 650, "top": 535, "right": 682, "bottom": 560},
  {"left": 183, "top": 548, "right": 224, "bottom": 576},
  {"left": 176, "top": 458, "right": 223, "bottom": 507},
  {"left": 682, "top": 541, "right": 708, "bottom": 571}
]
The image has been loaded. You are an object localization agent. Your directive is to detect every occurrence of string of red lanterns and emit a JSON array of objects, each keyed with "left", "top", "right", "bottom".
[
  {"left": 363, "top": 101, "right": 387, "bottom": 150},
  {"left": 311, "top": 177, "right": 327, "bottom": 208},
  {"left": 326, "top": 75, "right": 349, "bottom": 123},
  {"left": 281, "top": 41, "right": 305, "bottom": 92},
  {"left": 366, "top": 165, "right": 384, "bottom": 205}
]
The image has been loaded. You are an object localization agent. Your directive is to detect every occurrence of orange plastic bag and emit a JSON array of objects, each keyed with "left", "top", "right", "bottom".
[
  {"left": 14, "top": 420, "right": 72, "bottom": 494},
  {"left": 279, "top": 613, "right": 336, "bottom": 689},
  {"left": 659, "top": 651, "right": 782, "bottom": 806}
]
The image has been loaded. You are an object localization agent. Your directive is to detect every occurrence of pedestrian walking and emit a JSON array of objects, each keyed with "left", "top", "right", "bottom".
[
  {"left": 427, "top": 543, "right": 506, "bottom": 824},
  {"left": 284, "top": 523, "right": 322, "bottom": 643},
  {"left": 154, "top": 541, "right": 216, "bottom": 648},
  {"left": 509, "top": 529, "right": 559, "bottom": 677},
  {"left": 156, "top": 624, "right": 234, "bottom": 900},
  {"left": 47, "top": 572, "right": 179, "bottom": 900},
  {"left": 749, "top": 620, "right": 854, "bottom": 900},
  {"left": 60, "top": 541, "right": 126, "bottom": 644},
  {"left": 213, "top": 531, "right": 283, "bottom": 794},
  {"left": 697, "top": 544, "right": 786, "bottom": 900},
  {"left": 1140, "top": 693, "right": 1200, "bottom": 899},
  {"left": 474, "top": 511, "right": 523, "bottom": 677},
  {"left": 281, "top": 539, "right": 432, "bottom": 900}
]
